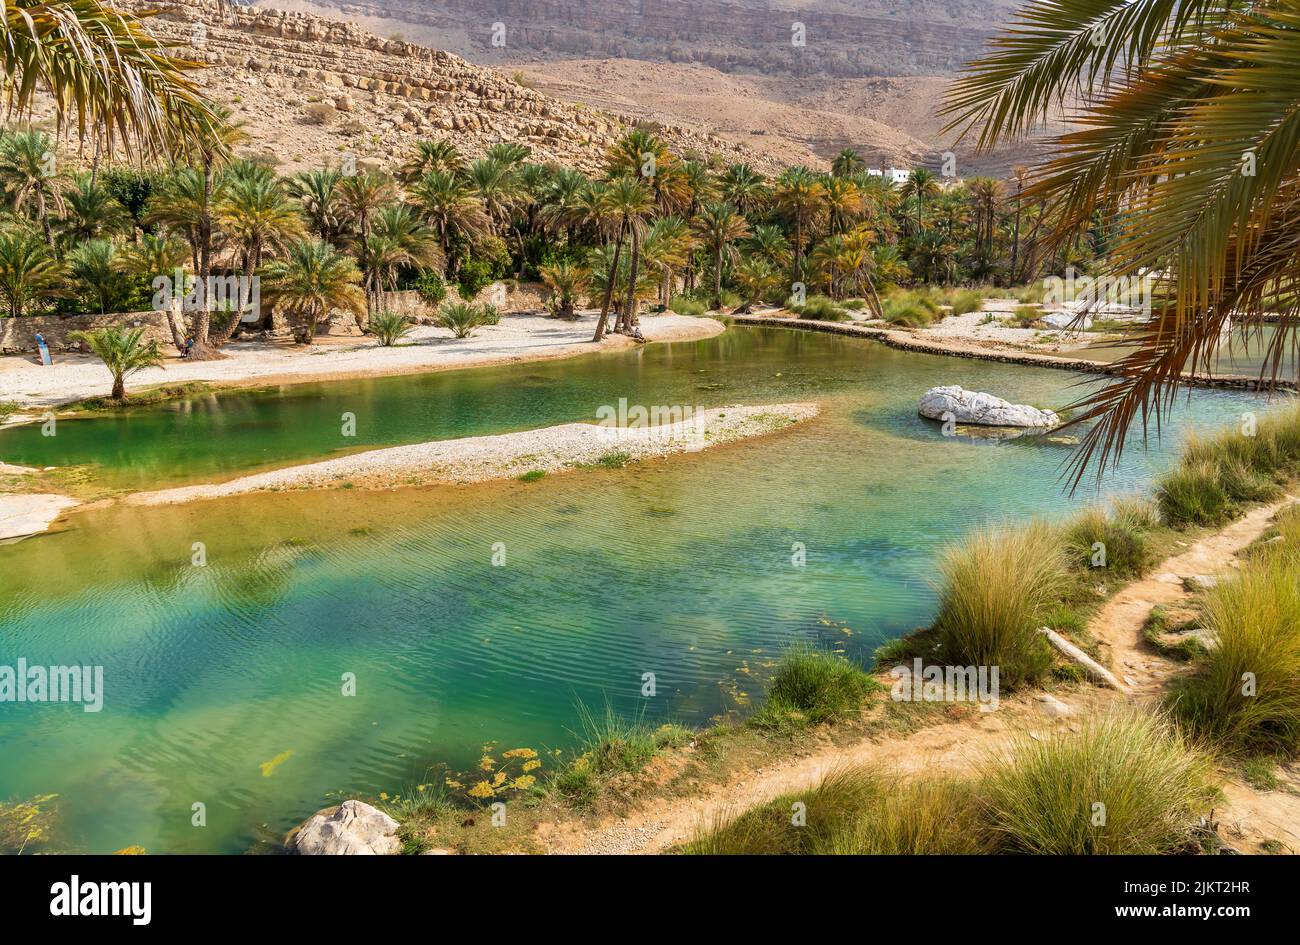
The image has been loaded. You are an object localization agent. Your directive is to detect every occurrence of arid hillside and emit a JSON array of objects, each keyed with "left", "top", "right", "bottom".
[
  {"left": 261, "top": 0, "right": 1052, "bottom": 175},
  {"left": 110, "top": 0, "right": 785, "bottom": 175}
]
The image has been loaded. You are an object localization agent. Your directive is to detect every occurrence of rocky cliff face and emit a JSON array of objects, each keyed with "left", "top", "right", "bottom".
[
  {"left": 287, "top": 0, "right": 1019, "bottom": 77},
  {"left": 120, "top": 0, "right": 783, "bottom": 174}
]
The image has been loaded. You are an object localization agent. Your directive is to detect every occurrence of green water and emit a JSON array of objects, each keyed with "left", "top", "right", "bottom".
[{"left": 0, "top": 327, "right": 1265, "bottom": 853}]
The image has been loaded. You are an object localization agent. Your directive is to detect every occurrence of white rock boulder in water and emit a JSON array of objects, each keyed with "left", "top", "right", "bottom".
[
  {"left": 287, "top": 799, "right": 400, "bottom": 855},
  {"left": 918, "top": 386, "right": 1060, "bottom": 428}
]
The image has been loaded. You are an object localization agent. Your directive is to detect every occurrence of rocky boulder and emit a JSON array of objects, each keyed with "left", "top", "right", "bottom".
[
  {"left": 286, "top": 799, "right": 400, "bottom": 855},
  {"left": 919, "top": 386, "right": 1060, "bottom": 428}
]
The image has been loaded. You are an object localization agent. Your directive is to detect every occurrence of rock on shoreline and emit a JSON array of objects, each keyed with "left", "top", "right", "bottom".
[
  {"left": 918, "top": 385, "right": 1060, "bottom": 428},
  {"left": 286, "top": 800, "right": 400, "bottom": 855}
]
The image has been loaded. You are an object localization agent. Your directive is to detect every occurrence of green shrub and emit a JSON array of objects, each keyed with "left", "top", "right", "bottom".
[
  {"left": 753, "top": 647, "right": 877, "bottom": 727},
  {"left": 1010, "top": 304, "right": 1041, "bottom": 327},
  {"left": 1064, "top": 499, "right": 1159, "bottom": 578},
  {"left": 1169, "top": 553, "right": 1300, "bottom": 754},
  {"left": 933, "top": 522, "right": 1068, "bottom": 687},
  {"left": 882, "top": 289, "right": 941, "bottom": 327},
  {"left": 668, "top": 295, "right": 708, "bottom": 317},
  {"left": 368, "top": 310, "right": 414, "bottom": 347},
  {"left": 457, "top": 258, "right": 497, "bottom": 299},
  {"left": 789, "top": 294, "right": 847, "bottom": 321},
  {"left": 947, "top": 288, "right": 983, "bottom": 316},
  {"left": 981, "top": 709, "right": 1214, "bottom": 854},
  {"left": 413, "top": 270, "right": 447, "bottom": 307},
  {"left": 517, "top": 469, "right": 546, "bottom": 482},
  {"left": 0, "top": 401, "right": 20, "bottom": 423},
  {"left": 551, "top": 704, "right": 689, "bottom": 809}
]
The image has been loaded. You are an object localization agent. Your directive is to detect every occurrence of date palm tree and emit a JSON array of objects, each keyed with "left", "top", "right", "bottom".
[
  {"left": 591, "top": 176, "right": 653, "bottom": 341},
  {"left": 0, "top": 227, "right": 63, "bottom": 317},
  {"left": 772, "top": 167, "right": 827, "bottom": 285},
  {"left": 692, "top": 202, "right": 751, "bottom": 309},
  {"left": 1, "top": 0, "right": 220, "bottom": 157},
  {"left": 288, "top": 167, "right": 346, "bottom": 244},
  {"left": 900, "top": 167, "right": 939, "bottom": 239},
  {"left": 356, "top": 204, "right": 441, "bottom": 319},
  {"left": 399, "top": 138, "right": 466, "bottom": 185},
  {"left": 337, "top": 170, "right": 397, "bottom": 243},
  {"left": 69, "top": 326, "right": 163, "bottom": 401},
  {"left": 718, "top": 162, "right": 767, "bottom": 216},
  {"left": 408, "top": 169, "right": 492, "bottom": 275},
  {"left": 61, "top": 173, "right": 130, "bottom": 243},
  {"left": 215, "top": 165, "right": 306, "bottom": 340},
  {"left": 831, "top": 148, "right": 866, "bottom": 178},
  {"left": 943, "top": 0, "right": 1300, "bottom": 481},
  {"left": 69, "top": 239, "right": 134, "bottom": 314},
  {"left": 0, "top": 131, "right": 68, "bottom": 252},
  {"left": 261, "top": 239, "right": 365, "bottom": 345}
]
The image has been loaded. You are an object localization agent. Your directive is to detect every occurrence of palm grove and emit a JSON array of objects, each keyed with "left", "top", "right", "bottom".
[{"left": 0, "top": 121, "right": 1081, "bottom": 340}]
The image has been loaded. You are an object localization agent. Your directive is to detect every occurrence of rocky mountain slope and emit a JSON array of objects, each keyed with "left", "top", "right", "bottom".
[
  {"left": 263, "top": 0, "right": 1022, "bottom": 78},
  {"left": 116, "top": 0, "right": 785, "bottom": 175},
  {"left": 260, "top": 0, "right": 1051, "bottom": 174}
]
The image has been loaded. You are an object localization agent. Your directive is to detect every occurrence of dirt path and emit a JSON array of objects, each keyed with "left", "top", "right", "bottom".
[{"left": 545, "top": 497, "right": 1300, "bottom": 855}]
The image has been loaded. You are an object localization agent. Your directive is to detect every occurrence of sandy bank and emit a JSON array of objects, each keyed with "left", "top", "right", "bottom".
[
  {"left": 0, "top": 313, "right": 725, "bottom": 412},
  {"left": 124, "top": 403, "right": 818, "bottom": 505},
  {"left": 0, "top": 493, "right": 79, "bottom": 542}
]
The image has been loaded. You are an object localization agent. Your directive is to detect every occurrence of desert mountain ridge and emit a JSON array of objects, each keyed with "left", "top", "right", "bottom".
[{"left": 107, "top": 0, "right": 797, "bottom": 176}]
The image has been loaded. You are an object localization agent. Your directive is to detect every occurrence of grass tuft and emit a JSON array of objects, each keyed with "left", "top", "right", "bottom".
[
  {"left": 981, "top": 709, "right": 1215, "bottom": 854},
  {"left": 933, "top": 522, "right": 1067, "bottom": 687},
  {"left": 752, "top": 647, "right": 877, "bottom": 728}
]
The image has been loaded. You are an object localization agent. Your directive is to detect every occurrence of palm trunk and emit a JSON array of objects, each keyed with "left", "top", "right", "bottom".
[
  {"left": 622, "top": 225, "right": 641, "bottom": 331},
  {"left": 713, "top": 244, "right": 723, "bottom": 309},
  {"left": 591, "top": 219, "right": 626, "bottom": 342},
  {"left": 37, "top": 191, "right": 56, "bottom": 254},
  {"left": 111, "top": 374, "right": 125, "bottom": 400}
]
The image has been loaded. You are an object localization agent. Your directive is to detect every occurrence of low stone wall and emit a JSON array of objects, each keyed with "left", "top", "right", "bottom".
[
  {"left": 1, "top": 311, "right": 173, "bottom": 355},
  {"left": 732, "top": 315, "right": 1300, "bottom": 394},
  {"left": 387, "top": 281, "right": 551, "bottom": 320}
]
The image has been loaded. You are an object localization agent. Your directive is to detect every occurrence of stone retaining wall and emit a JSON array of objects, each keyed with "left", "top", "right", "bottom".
[{"left": 1, "top": 311, "right": 173, "bottom": 355}]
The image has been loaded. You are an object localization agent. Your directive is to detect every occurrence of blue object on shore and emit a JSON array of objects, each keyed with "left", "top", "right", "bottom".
[{"left": 35, "top": 333, "right": 52, "bottom": 366}]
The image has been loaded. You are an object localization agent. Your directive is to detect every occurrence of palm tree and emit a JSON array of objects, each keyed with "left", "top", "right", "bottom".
[
  {"left": 691, "top": 202, "right": 751, "bottom": 309},
  {"left": 261, "top": 239, "right": 365, "bottom": 345},
  {"left": 216, "top": 165, "right": 305, "bottom": 338},
  {"left": 121, "top": 233, "right": 189, "bottom": 350},
  {"left": 900, "top": 168, "right": 939, "bottom": 238},
  {"left": 69, "top": 239, "right": 134, "bottom": 314},
  {"left": 823, "top": 176, "right": 864, "bottom": 234},
  {"left": 0, "top": 131, "right": 67, "bottom": 251},
  {"left": 642, "top": 216, "right": 692, "bottom": 306},
  {"left": 733, "top": 257, "right": 782, "bottom": 312},
  {"left": 68, "top": 326, "right": 163, "bottom": 400},
  {"left": 942, "top": 0, "right": 1300, "bottom": 479},
  {"left": 831, "top": 148, "right": 866, "bottom": 177},
  {"left": 0, "top": 227, "right": 63, "bottom": 317},
  {"left": 718, "top": 163, "right": 767, "bottom": 216},
  {"left": 967, "top": 176, "right": 1004, "bottom": 265},
  {"left": 747, "top": 224, "right": 791, "bottom": 271},
  {"left": 61, "top": 173, "right": 129, "bottom": 243},
  {"left": 288, "top": 167, "right": 346, "bottom": 243},
  {"left": 399, "top": 138, "right": 466, "bottom": 184},
  {"left": 466, "top": 157, "right": 523, "bottom": 239},
  {"left": 337, "top": 170, "right": 397, "bottom": 243},
  {"left": 1, "top": 1, "right": 221, "bottom": 157},
  {"left": 539, "top": 260, "right": 589, "bottom": 318},
  {"left": 408, "top": 169, "right": 492, "bottom": 275},
  {"left": 591, "top": 176, "right": 653, "bottom": 342},
  {"left": 357, "top": 204, "right": 441, "bottom": 319},
  {"left": 538, "top": 166, "right": 591, "bottom": 244},
  {"left": 772, "top": 167, "right": 827, "bottom": 285}
]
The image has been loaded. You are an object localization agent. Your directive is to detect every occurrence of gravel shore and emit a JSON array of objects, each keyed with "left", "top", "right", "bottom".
[{"left": 126, "top": 403, "right": 819, "bottom": 505}]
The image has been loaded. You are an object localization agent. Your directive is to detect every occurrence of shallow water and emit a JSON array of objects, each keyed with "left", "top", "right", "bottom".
[{"left": 0, "top": 326, "right": 1266, "bottom": 853}]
